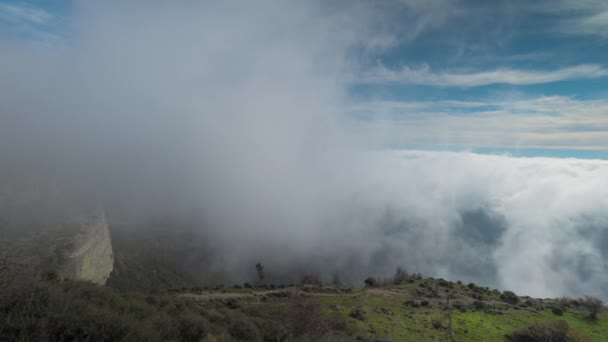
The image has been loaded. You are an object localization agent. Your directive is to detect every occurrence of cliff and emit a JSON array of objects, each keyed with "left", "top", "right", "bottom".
[
  {"left": 0, "top": 172, "right": 114, "bottom": 285},
  {"left": 54, "top": 209, "right": 114, "bottom": 285}
]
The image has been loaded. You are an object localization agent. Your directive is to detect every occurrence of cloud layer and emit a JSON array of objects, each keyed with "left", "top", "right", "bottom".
[
  {"left": 350, "top": 96, "right": 608, "bottom": 150},
  {"left": 359, "top": 64, "right": 608, "bottom": 87},
  {"left": 1, "top": 0, "right": 608, "bottom": 299}
]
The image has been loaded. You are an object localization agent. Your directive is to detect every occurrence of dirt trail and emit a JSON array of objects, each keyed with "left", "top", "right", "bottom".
[{"left": 178, "top": 286, "right": 361, "bottom": 301}]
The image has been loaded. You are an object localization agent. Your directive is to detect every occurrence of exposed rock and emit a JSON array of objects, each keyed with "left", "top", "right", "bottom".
[
  {"left": 0, "top": 172, "right": 114, "bottom": 285},
  {"left": 56, "top": 210, "right": 113, "bottom": 285}
]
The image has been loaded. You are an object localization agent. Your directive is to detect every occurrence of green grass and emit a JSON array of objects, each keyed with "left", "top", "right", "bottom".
[{"left": 4, "top": 277, "right": 607, "bottom": 341}]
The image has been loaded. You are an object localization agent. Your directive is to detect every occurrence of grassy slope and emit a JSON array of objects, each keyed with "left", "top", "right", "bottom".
[
  {"left": 4, "top": 276, "right": 606, "bottom": 341},
  {"left": 186, "top": 277, "right": 608, "bottom": 341}
]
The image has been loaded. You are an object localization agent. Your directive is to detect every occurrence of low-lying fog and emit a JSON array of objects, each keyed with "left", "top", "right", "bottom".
[{"left": 1, "top": 1, "right": 607, "bottom": 299}]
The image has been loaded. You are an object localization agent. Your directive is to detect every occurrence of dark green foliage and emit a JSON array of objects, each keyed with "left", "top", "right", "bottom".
[
  {"left": 580, "top": 296, "right": 603, "bottom": 320},
  {"left": 289, "top": 296, "right": 329, "bottom": 338},
  {"left": 0, "top": 280, "right": 210, "bottom": 342},
  {"left": 438, "top": 279, "right": 449, "bottom": 287},
  {"left": 260, "top": 320, "right": 289, "bottom": 342},
  {"left": 176, "top": 313, "right": 209, "bottom": 342},
  {"left": 364, "top": 277, "right": 377, "bottom": 287},
  {"left": 501, "top": 290, "right": 519, "bottom": 305},
  {"left": 505, "top": 320, "right": 589, "bottom": 342},
  {"left": 473, "top": 300, "right": 485, "bottom": 310},
  {"left": 392, "top": 266, "right": 408, "bottom": 284},
  {"left": 552, "top": 306, "right": 564, "bottom": 316},
  {"left": 349, "top": 307, "right": 365, "bottom": 320},
  {"left": 229, "top": 319, "right": 260, "bottom": 341}
]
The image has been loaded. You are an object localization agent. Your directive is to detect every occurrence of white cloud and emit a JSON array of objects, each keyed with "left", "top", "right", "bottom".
[
  {"left": 365, "top": 150, "right": 608, "bottom": 298},
  {"left": 350, "top": 96, "right": 608, "bottom": 150},
  {"left": 359, "top": 63, "right": 608, "bottom": 87},
  {"left": 569, "top": 10, "right": 608, "bottom": 37},
  {"left": 0, "top": 2, "right": 52, "bottom": 25},
  {"left": 526, "top": 0, "right": 608, "bottom": 38}
]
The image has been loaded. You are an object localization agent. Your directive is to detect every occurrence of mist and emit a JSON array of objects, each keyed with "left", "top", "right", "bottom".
[{"left": 2, "top": 0, "right": 608, "bottom": 299}]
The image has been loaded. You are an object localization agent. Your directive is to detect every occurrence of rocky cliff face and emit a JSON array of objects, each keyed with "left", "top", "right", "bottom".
[
  {"left": 0, "top": 172, "right": 114, "bottom": 285},
  {"left": 55, "top": 210, "right": 114, "bottom": 285}
]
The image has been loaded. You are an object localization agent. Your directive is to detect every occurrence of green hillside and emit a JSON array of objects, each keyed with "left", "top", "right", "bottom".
[{"left": 2, "top": 274, "right": 605, "bottom": 341}]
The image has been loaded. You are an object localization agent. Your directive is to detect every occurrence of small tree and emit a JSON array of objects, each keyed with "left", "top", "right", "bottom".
[
  {"left": 331, "top": 272, "right": 342, "bottom": 286},
  {"left": 393, "top": 266, "right": 408, "bottom": 285},
  {"left": 581, "top": 296, "right": 603, "bottom": 320},
  {"left": 501, "top": 291, "right": 519, "bottom": 305},
  {"left": 255, "top": 262, "right": 264, "bottom": 284},
  {"left": 364, "top": 277, "right": 377, "bottom": 287}
]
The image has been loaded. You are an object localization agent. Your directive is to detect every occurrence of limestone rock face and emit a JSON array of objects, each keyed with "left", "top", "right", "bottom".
[
  {"left": 0, "top": 171, "right": 114, "bottom": 285},
  {"left": 56, "top": 210, "right": 114, "bottom": 285}
]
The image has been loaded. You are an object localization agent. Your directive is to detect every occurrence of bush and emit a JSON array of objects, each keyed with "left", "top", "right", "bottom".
[
  {"left": 552, "top": 306, "right": 564, "bottom": 316},
  {"left": 392, "top": 267, "right": 409, "bottom": 285},
  {"left": 260, "top": 320, "right": 289, "bottom": 342},
  {"left": 501, "top": 291, "right": 519, "bottom": 305},
  {"left": 0, "top": 280, "right": 211, "bottom": 342},
  {"left": 349, "top": 308, "right": 365, "bottom": 320},
  {"left": 229, "top": 319, "right": 260, "bottom": 341},
  {"left": 473, "top": 300, "right": 485, "bottom": 310},
  {"left": 431, "top": 319, "right": 443, "bottom": 329},
  {"left": 580, "top": 296, "right": 603, "bottom": 320},
  {"left": 289, "top": 297, "right": 328, "bottom": 338},
  {"left": 505, "top": 320, "right": 589, "bottom": 342},
  {"left": 364, "top": 277, "right": 377, "bottom": 287},
  {"left": 176, "top": 313, "right": 208, "bottom": 342}
]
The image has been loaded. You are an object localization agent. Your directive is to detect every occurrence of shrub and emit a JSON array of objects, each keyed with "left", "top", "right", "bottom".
[
  {"left": 501, "top": 291, "right": 519, "bottom": 305},
  {"left": 364, "top": 277, "right": 377, "bottom": 287},
  {"left": 473, "top": 300, "right": 485, "bottom": 310},
  {"left": 349, "top": 308, "right": 365, "bottom": 320},
  {"left": 289, "top": 297, "right": 328, "bottom": 337},
  {"left": 176, "top": 313, "right": 208, "bottom": 342},
  {"left": 505, "top": 320, "right": 589, "bottom": 342},
  {"left": 229, "top": 319, "right": 260, "bottom": 341},
  {"left": 404, "top": 299, "right": 419, "bottom": 308},
  {"left": 260, "top": 320, "right": 289, "bottom": 342},
  {"left": 580, "top": 296, "right": 603, "bottom": 320},
  {"left": 0, "top": 280, "right": 212, "bottom": 342},
  {"left": 431, "top": 319, "right": 443, "bottom": 329},
  {"left": 552, "top": 306, "right": 564, "bottom": 316},
  {"left": 392, "top": 267, "right": 409, "bottom": 285}
]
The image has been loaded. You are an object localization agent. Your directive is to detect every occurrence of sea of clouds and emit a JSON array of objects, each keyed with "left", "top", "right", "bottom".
[{"left": 1, "top": 0, "right": 607, "bottom": 298}]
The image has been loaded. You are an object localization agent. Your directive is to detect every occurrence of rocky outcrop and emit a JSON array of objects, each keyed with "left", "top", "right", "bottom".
[
  {"left": 55, "top": 209, "right": 114, "bottom": 285},
  {"left": 0, "top": 172, "right": 114, "bottom": 285}
]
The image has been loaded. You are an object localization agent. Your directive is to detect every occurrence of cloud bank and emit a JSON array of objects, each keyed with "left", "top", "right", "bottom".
[
  {"left": 359, "top": 64, "right": 608, "bottom": 87},
  {"left": 350, "top": 96, "right": 608, "bottom": 150},
  {"left": 1, "top": 0, "right": 608, "bottom": 299}
]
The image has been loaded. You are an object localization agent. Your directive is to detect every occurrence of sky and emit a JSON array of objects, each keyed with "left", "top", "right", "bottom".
[
  {"left": 2, "top": 0, "right": 608, "bottom": 158},
  {"left": 2, "top": 1, "right": 608, "bottom": 299}
]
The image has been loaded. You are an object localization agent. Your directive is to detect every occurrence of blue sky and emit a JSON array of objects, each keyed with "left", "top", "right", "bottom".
[{"left": 2, "top": 0, "right": 608, "bottom": 159}]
